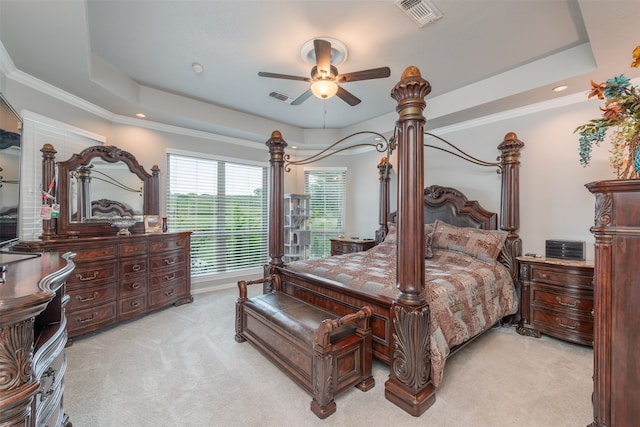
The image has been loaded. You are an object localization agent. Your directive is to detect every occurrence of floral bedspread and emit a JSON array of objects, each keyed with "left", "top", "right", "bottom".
[{"left": 285, "top": 241, "right": 518, "bottom": 387}]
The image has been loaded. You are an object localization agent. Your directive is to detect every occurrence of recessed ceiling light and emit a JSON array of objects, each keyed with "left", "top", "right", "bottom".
[
  {"left": 291, "top": 146, "right": 298, "bottom": 149},
  {"left": 136, "top": 113, "right": 146, "bottom": 118},
  {"left": 192, "top": 62, "right": 204, "bottom": 73},
  {"left": 552, "top": 85, "right": 568, "bottom": 93}
]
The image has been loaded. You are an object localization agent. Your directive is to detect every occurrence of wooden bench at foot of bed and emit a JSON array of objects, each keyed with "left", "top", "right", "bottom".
[{"left": 235, "top": 276, "right": 375, "bottom": 419}]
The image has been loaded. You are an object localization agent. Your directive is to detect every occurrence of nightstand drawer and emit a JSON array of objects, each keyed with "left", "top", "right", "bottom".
[
  {"left": 531, "top": 284, "right": 593, "bottom": 313},
  {"left": 531, "top": 265, "right": 593, "bottom": 287},
  {"left": 531, "top": 307, "right": 593, "bottom": 342},
  {"left": 330, "top": 238, "right": 375, "bottom": 256}
]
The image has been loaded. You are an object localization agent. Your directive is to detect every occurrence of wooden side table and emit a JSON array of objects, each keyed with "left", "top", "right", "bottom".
[
  {"left": 516, "top": 256, "right": 594, "bottom": 346},
  {"left": 330, "top": 238, "right": 376, "bottom": 256}
]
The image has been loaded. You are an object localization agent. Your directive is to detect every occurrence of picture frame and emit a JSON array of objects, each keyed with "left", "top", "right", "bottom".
[{"left": 144, "top": 215, "right": 162, "bottom": 233}]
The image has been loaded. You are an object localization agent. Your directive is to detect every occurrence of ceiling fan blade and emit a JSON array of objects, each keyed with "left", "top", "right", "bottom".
[
  {"left": 336, "top": 86, "right": 361, "bottom": 106},
  {"left": 336, "top": 67, "right": 391, "bottom": 83},
  {"left": 258, "top": 71, "right": 310, "bottom": 82},
  {"left": 314, "top": 39, "right": 332, "bottom": 74},
  {"left": 290, "top": 89, "right": 312, "bottom": 106}
]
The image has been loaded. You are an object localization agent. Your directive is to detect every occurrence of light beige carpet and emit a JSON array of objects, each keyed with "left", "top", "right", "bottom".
[{"left": 64, "top": 286, "right": 594, "bottom": 426}]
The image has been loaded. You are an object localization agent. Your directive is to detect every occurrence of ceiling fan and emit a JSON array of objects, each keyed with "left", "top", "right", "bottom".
[{"left": 258, "top": 39, "right": 391, "bottom": 106}]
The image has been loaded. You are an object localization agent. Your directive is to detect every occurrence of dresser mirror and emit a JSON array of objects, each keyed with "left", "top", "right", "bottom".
[
  {"left": 0, "top": 92, "right": 22, "bottom": 246},
  {"left": 54, "top": 145, "right": 159, "bottom": 237}
]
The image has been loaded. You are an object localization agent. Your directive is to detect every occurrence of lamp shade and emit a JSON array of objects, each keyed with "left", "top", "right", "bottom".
[{"left": 310, "top": 80, "right": 339, "bottom": 99}]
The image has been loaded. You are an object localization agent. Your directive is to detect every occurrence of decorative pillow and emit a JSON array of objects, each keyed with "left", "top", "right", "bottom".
[
  {"left": 383, "top": 222, "right": 434, "bottom": 259},
  {"left": 383, "top": 223, "right": 397, "bottom": 244},
  {"left": 431, "top": 219, "right": 506, "bottom": 263},
  {"left": 424, "top": 222, "right": 434, "bottom": 259}
]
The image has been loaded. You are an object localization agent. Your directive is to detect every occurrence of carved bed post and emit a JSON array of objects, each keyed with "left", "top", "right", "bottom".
[
  {"left": 497, "top": 133, "right": 524, "bottom": 283},
  {"left": 384, "top": 66, "right": 436, "bottom": 416},
  {"left": 149, "top": 164, "right": 160, "bottom": 216},
  {"left": 40, "top": 143, "right": 57, "bottom": 240},
  {"left": 376, "top": 157, "right": 392, "bottom": 244},
  {"left": 265, "top": 131, "right": 287, "bottom": 291}
]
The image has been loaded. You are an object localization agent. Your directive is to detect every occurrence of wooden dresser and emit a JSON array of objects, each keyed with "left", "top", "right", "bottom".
[
  {"left": 330, "top": 238, "right": 376, "bottom": 255},
  {"left": 20, "top": 232, "right": 192, "bottom": 341},
  {"left": 516, "top": 256, "right": 594, "bottom": 346},
  {"left": 0, "top": 251, "right": 75, "bottom": 426},
  {"left": 586, "top": 180, "right": 640, "bottom": 427}
]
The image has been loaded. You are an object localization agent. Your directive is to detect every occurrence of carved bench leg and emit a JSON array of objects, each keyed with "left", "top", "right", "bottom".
[
  {"left": 355, "top": 322, "right": 375, "bottom": 392},
  {"left": 310, "top": 350, "right": 337, "bottom": 419}
]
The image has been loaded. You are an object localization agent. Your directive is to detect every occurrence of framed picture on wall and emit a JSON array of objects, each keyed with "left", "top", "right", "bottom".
[{"left": 144, "top": 215, "right": 162, "bottom": 233}]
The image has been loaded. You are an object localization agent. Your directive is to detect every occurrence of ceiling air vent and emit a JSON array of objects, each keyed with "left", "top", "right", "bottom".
[
  {"left": 395, "top": 0, "right": 443, "bottom": 27},
  {"left": 269, "top": 91, "right": 293, "bottom": 104}
]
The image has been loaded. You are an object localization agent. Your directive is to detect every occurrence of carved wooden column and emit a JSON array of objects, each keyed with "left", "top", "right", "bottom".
[
  {"left": 76, "top": 165, "right": 92, "bottom": 221},
  {"left": 264, "top": 131, "right": 287, "bottom": 291},
  {"left": 497, "top": 133, "right": 524, "bottom": 283},
  {"left": 40, "top": 143, "right": 57, "bottom": 240},
  {"left": 384, "top": 66, "right": 436, "bottom": 416},
  {"left": 149, "top": 164, "right": 160, "bottom": 215},
  {"left": 375, "top": 157, "right": 392, "bottom": 244}
]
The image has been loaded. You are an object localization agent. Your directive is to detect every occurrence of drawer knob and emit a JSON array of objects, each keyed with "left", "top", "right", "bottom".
[
  {"left": 76, "top": 271, "right": 99, "bottom": 281},
  {"left": 556, "top": 318, "right": 579, "bottom": 330},
  {"left": 76, "top": 291, "right": 99, "bottom": 302},
  {"left": 131, "top": 300, "right": 140, "bottom": 308},
  {"left": 164, "top": 273, "right": 176, "bottom": 281},
  {"left": 132, "top": 264, "right": 141, "bottom": 272},
  {"left": 164, "top": 258, "right": 176, "bottom": 265},
  {"left": 131, "top": 282, "right": 141, "bottom": 289},
  {"left": 165, "top": 289, "right": 175, "bottom": 297},
  {"left": 555, "top": 297, "right": 579, "bottom": 308}
]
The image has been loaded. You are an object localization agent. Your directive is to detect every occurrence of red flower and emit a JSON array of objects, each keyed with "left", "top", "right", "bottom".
[
  {"left": 631, "top": 45, "right": 640, "bottom": 68},
  {"left": 588, "top": 80, "right": 606, "bottom": 99},
  {"left": 600, "top": 102, "right": 622, "bottom": 120}
]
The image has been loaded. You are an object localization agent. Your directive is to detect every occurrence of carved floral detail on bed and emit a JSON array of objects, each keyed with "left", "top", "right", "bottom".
[{"left": 285, "top": 233, "right": 518, "bottom": 387}]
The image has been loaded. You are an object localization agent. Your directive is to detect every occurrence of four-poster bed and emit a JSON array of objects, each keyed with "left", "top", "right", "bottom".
[{"left": 251, "top": 66, "right": 524, "bottom": 416}]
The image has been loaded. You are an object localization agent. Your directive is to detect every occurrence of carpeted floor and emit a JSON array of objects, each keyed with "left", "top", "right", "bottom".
[{"left": 64, "top": 286, "right": 594, "bottom": 426}]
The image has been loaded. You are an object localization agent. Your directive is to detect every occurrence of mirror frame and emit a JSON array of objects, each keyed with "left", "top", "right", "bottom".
[
  {"left": 0, "top": 92, "right": 22, "bottom": 246},
  {"left": 53, "top": 145, "right": 159, "bottom": 238}
]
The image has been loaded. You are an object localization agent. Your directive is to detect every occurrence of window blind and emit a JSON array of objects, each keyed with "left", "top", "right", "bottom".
[
  {"left": 167, "top": 153, "right": 268, "bottom": 277},
  {"left": 304, "top": 168, "right": 346, "bottom": 258}
]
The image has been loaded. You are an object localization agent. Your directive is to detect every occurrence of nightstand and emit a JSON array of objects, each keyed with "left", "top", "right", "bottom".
[
  {"left": 330, "top": 237, "right": 376, "bottom": 256},
  {"left": 516, "top": 256, "right": 594, "bottom": 346}
]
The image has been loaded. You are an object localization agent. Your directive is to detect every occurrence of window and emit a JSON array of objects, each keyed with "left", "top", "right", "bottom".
[
  {"left": 167, "top": 152, "right": 268, "bottom": 277},
  {"left": 304, "top": 168, "right": 347, "bottom": 258}
]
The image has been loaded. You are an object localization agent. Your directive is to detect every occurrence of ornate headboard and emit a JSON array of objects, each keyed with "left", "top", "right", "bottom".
[{"left": 390, "top": 185, "right": 497, "bottom": 230}]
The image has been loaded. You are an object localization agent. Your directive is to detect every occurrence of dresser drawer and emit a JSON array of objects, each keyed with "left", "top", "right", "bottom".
[
  {"left": 67, "top": 283, "right": 117, "bottom": 311},
  {"left": 120, "top": 256, "right": 148, "bottom": 276},
  {"left": 120, "top": 276, "right": 147, "bottom": 298},
  {"left": 61, "top": 244, "right": 117, "bottom": 262},
  {"left": 67, "top": 302, "right": 117, "bottom": 334},
  {"left": 149, "top": 283, "right": 186, "bottom": 308},
  {"left": 119, "top": 294, "right": 147, "bottom": 317},
  {"left": 531, "top": 265, "right": 593, "bottom": 287},
  {"left": 67, "top": 260, "right": 118, "bottom": 286},
  {"left": 119, "top": 240, "right": 147, "bottom": 257},
  {"left": 149, "top": 235, "right": 189, "bottom": 252},
  {"left": 531, "top": 284, "right": 593, "bottom": 314},
  {"left": 149, "top": 251, "right": 187, "bottom": 270},
  {"left": 149, "top": 266, "right": 187, "bottom": 290}
]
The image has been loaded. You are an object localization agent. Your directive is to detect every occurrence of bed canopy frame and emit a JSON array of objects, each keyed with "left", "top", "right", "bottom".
[{"left": 263, "top": 66, "right": 524, "bottom": 416}]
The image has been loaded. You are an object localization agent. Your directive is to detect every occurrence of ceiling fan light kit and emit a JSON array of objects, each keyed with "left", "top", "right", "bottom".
[{"left": 311, "top": 80, "right": 339, "bottom": 99}]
